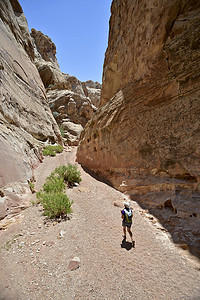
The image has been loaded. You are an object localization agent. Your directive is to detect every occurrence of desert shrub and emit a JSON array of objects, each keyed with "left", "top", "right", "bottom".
[
  {"left": 42, "top": 146, "right": 56, "bottom": 157},
  {"left": 48, "top": 165, "right": 68, "bottom": 181},
  {"left": 42, "top": 145, "right": 63, "bottom": 157},
  {"left": 64, "top": 163, "right": 82, "bottom": 185},
  {"left": 37, "top": 192, "right": 73, "bottom": 219},
  {"left": 48, "top": 164, "right": 81, "bottom": 186},
  {"left": 36, "top": 167, "right": 73, "bottom": 219},
  {"left": 54, "top": 145, "right": 63, "bottom": 153},
  {"left": 43, "top": 177, "right": 65, "bottom": 193}
]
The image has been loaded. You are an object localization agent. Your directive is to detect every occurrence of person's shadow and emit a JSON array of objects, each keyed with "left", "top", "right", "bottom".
[{"left": 121, "top": 238, "right": 135, "bottom": 251}]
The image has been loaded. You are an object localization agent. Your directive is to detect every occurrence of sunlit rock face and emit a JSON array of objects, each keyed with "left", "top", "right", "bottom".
[
  {"left": 31, "top": 29, "right": 101, "bottom": 145},
  {"left": 77, "top": 0, "right": 200, "bottom": 258},
  {"left": 0, "top": 0, "right": 61, "bottom": 220}
]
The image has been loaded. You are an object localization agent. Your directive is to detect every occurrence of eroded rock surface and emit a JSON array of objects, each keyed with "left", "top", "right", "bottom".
[
  {"left": 77, "top": 0, "right": 200, "bottom": 258},
  {"left": 0, "top": 0, "right": 61, "bottom": 220},
  {"left": 31, "top": 29, "right": 101, "bottom": 145}
]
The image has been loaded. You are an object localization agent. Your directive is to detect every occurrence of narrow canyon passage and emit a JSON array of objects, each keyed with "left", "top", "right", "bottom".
[{"left": 0, "top": 148, "right": 200, "bottom": 299}]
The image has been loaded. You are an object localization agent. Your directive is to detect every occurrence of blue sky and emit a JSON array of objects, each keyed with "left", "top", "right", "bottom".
[{"left": 20, "top": 0, "right": 112, "bottom": 83}]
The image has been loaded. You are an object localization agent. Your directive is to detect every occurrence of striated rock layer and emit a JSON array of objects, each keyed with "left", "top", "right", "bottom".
[
  {"left": 0, "top": 0, "right": 61, "bottom": 220},
  {"left": 31, "top": 29, "right": 101, "bottom": 145},
  {"left": 77, "top": 0, "right": 200, "bottom": 258}
]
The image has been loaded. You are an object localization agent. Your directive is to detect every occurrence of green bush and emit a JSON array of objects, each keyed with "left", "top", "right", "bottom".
[
  {"left": 43, "top": 177, "right": 65, "bottom": 193},
  {"left": 42, "top": 147, "right": 56, "bottom": 156},
  {"left": 64, "top": 164, "right": 82, "bottom": 185},
  {"left": 48, "top": 164, "right": 82, "bottom": 186},
  {"left": 37, "top": 192, "right": 73, "bottom": 219},
  {"left": 36, "top": 165, "right": 75, "bottom": 219},
  {"left": 42, "top": 145, "right": 63, "bottom": 157},
  {"left": 54, "top": 145, "right": 63, "bottom": 153},
  {"left": 48, "top": 165, "right": 67, "bottom": 181}
]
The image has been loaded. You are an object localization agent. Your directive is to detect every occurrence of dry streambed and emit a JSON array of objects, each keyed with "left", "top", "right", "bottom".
[{"left": 0, "top": 148, "right": 200, "bottom": 299}]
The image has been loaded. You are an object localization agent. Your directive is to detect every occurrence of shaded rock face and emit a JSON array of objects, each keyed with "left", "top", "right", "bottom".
[
  {"left": 31, "top": 29, "right": 101, "bottom": 145},
  {"left": 77, "top": 0, "right": 200, "bottom": 258},
  {"left": 0, "top": 0, "right": 61, "bottom": 220}
]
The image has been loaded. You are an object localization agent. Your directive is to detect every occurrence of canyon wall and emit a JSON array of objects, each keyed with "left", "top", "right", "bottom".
[
  {"left": 31, "top": 29, "right": 101, "bottom": 145},
  {"left": 77, "top": 0, "right": 200, "bottom": 257},
  {"left": 0, "top": 0, "right": 61, "bottom": 220}
]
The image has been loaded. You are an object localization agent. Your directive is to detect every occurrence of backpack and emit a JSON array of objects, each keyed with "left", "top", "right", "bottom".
[{"left": 124, "top": 208, "right": 132, "bottom": 223}]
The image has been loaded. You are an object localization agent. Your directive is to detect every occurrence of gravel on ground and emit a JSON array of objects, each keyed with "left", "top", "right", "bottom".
[{"left": 0, "top": 147, "right": 200, "bottom": 300}]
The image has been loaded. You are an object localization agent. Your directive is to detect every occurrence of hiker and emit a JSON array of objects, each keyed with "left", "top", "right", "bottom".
[{"left": 121, "top": 201, "right": 134, "bottom": 246}]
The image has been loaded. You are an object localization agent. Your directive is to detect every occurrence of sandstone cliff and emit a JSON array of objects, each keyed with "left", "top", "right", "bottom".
[
  {"left": 0, "top": 0, "right": 62, "bottom": 220},
  {"left": 31, "top": 29, "right": 101, "bottom": 145},
  {"left": 77, "top": 0, "right": 200, "bottom": 258}
]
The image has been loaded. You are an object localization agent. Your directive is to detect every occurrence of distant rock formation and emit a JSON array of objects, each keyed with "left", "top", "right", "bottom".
[
  {"left": 77, "top": 0, "right": 200, "bottom": 258},
  {"left": 0, "top": 0, "right": 62, "bottom": 220},
  {"left": 31, "top": 29, "right": 101, "bottom": 145}
]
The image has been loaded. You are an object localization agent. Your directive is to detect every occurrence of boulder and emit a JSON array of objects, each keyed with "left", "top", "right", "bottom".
[{"left": 62, "top": 122, "right": 83, "bottom": 145}]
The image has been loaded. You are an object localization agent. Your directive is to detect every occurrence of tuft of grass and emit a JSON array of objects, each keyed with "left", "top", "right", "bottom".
[
  {"left": 58, "top": 124, "right": 65, "bottom": 138},
  {"left": 28, "top": 181, "right": 36, "bottom": 193},
  {"left": 2, "top": 234, "right": 20, "bottom": 251},
  {"left": 42, "top": 145, "right": 63, "bottom": 157}
]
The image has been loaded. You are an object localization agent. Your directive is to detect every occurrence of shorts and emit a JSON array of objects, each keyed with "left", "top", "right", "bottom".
[{"left": 122, "top": 221, "right": 132, "bottom": 228}]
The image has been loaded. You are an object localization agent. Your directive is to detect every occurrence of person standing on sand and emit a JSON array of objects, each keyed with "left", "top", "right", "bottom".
[{"left": 121, "top": 201, "right": 134, "bottom": 246}]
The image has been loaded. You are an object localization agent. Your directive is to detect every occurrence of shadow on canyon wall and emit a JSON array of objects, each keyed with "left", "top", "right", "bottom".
[
  {"left": 81, "top": 167, "right": 200, "bottom": 260},
  {"left": 130, "top": 191, "right": 200, "bottom": 260},
  {"left": 82, "top": 166, "right": 114, "bottom": 188}
]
